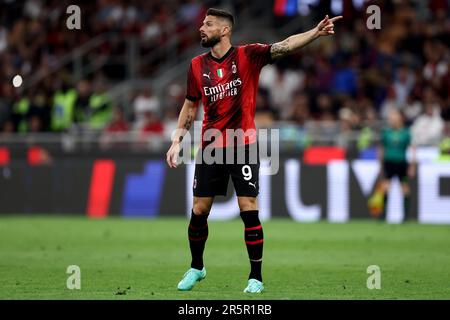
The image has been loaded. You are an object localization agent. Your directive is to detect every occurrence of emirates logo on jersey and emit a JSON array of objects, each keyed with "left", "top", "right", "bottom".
[
  {"left": 203, "top": 78, "right": 242, "bottom": 96},
  {"left": 217, "top": 68, "right": 224, "bottom": 78},
  {"left": 203, "top": 78, "right": 242, "bottom": 102}
]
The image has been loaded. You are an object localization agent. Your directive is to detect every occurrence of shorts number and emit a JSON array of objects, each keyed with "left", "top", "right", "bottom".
[{"left": 242, "top": 165, "right": 252, "bottom": 181}]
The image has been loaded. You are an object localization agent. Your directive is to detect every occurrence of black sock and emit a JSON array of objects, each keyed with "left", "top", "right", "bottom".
[
  {"left": 188, "top": 210, "right": 208, "bottom": 270},
  {"left": 240, "top": 210, "right": 263, "bottom": 282},
  {"left": 381, "top": 194, "right": 388, "bottom": 220},
  {"left": 404, "top": 195, "right": 410, "bottom": 220}
]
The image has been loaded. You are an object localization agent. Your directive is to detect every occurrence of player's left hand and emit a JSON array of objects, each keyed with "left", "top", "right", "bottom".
[
  {"left": 316, "top": 15, "right": 343, "bottom": 36},
  {"left": 166, "top": 142, "right": 181, "bottom": 168}
]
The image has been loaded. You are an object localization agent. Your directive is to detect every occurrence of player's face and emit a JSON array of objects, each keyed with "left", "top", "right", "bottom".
[
  {"left": 199, "top": 16, "right": 222, "bottom": 48},
  {"left": 388, "top": 111, "right": 403, "bottom": 128}
]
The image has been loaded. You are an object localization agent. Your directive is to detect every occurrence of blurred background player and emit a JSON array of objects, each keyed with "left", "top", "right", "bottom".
[{"left": 378, "top": 109, "right": 416, "bottom": 221}]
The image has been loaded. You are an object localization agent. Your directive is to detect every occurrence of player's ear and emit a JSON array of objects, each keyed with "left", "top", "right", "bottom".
[{"left": 222, "top": 25, "right": 230, "bottom": 37}]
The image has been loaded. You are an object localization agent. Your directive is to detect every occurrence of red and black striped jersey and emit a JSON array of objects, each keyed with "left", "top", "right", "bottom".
[{"left": 186, "top": 44, "right": 273, "bottom": 148}]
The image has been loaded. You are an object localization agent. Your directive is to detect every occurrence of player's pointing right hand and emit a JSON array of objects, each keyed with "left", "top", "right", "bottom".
[{"left": 316, "top": 14, "right": 343, "bottom": 36}]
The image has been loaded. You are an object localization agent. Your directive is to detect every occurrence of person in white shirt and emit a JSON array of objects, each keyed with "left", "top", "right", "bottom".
[
  {"left": 133, "top": 89, "right": 161, "bottom": 130},
  {"left": 411, "top": 102, "right": 444, "bottom": 146}
]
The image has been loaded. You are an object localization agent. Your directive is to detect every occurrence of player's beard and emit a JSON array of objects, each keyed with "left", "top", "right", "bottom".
[{"left": 201, "top": 34, "right": 221, "bottom": 48}]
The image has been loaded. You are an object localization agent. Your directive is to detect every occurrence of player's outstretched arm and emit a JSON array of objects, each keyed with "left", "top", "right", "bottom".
[
  {"left": 270, "top": 15, "right": 343, "bottom": 60},
  {"left": 166, "top": 98, "right": 199, "bottom": 168}
]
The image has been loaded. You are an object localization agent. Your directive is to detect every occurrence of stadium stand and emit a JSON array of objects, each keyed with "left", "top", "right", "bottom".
[{"left": 0, "top": 0, "right": 448, "bottom": 153}]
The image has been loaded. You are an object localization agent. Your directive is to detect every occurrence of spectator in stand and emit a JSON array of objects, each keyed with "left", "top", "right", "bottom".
[
  {"left": 411, "top": 101, "right": 444, "bottom": 146},
  {"left": 423, "top": 39, "right": 448, "bottom": 86},
  {"left": 314, "top": 93, "right": 336, "bottom": 120},
  {"left": 1, "top": 120, "right": 14, "bottom": 136},
  {"left": 287, "top": 93, "right": 310, "bottom": 126},
  {"left": 0, "top": 26, "right": 7, "bottom": 54},
  {"left": 27, "top": 89, "right": 49, "bottom": 132},
  {"left": 28, "top": 115, "right": 43, "bottom": 133},
  {"left": 104, "top": 106, "right": 129, "bottom": 133},
  {"left": 163, "top": 107, "right": 180, "bottom": 141},
  {"left": 100, "top": 106, "right": 129, "bottom": 149},
  {"left": 380, "top": 86, "right": 400, "bottom": 120},
  {"left": 259, "top": 64, "right": 303, "bottom": 120},
  {"left": 255, "top": 89, "right": 278, "bottom": 128},
  {"left": 166, "top": 83, "right": 185, "bottom": 109},
  {"left": 140, "top": 110, "right": 163, "bottom": 136},
  {"left": 404, "top": 94, "right": 423, "bottom": 125},
  {"left": 133, "top": 88, "right": 161, "bottom": 130},
  {"left": 51, "top": 81, "right": 77, "bottom": 132},
  {"left": 331, "top": 55, "right": 357, "bottom": 97},
  {"left": 133, "top": 110, "right": 164, "bottom": 149},
  {"left": 74, "top": 80, "right": 92, "bottom": 124},
  {"left": 0, "top": 83, "right": 14, "bottom": 130},
  {"left": 337, "top": 107, "right": 354, "bottom": 148},
  {"left": 442, "top": 100, "right": 450, "bottom": 121},
  {"left": 393, "top": 65, "right": 415, "bottom": 107},
  {"left": 87, "top": 80, "right": 113, "bottom": 130},
  {"left": 0, "top": 0, "right": 448, "bottom": 141},
  {"left": 315, "top": 57, "right": 334, "bottom": 92}
]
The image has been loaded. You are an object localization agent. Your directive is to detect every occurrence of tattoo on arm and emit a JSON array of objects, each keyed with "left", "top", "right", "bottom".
[
  {"left": 176, "top": 102, "right": 197, "bottom": 143},
  {"left": 271, "top": 40, "right": 290, "bottom": 60},
  {"left": 183, "top": 114, "right": 193, "bottom": 130},
  {"left": 179, "top": 113, "right": 193, "bottom": 142}
]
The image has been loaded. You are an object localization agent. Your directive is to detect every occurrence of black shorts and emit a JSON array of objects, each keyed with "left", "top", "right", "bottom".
[
  {"left": 383, "top": 160, "right": 408, "bottom": 182},
  {"left": 193, "top": 143, "right": 259, "bottom": 197}
]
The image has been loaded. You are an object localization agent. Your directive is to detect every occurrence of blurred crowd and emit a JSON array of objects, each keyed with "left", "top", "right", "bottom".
[
  {"left": 255, "top": 0, "right": 450, "bottom": 150},
  {"left": 0, "top": 0, "right": 449, "bottom": 151},
  {"left": 0, "top": 0, "right": 241, "bottom": 135}
]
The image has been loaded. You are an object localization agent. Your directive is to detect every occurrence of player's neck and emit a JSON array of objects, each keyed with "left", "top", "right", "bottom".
[{"left": 210, "top": 41, "right": 232, "bottom": 60}]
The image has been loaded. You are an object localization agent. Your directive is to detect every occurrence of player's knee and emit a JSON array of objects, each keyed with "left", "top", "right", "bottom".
[
  {"left": 192, "top": 198, "right": 212, "bottom": 215},
  {"left": 192, "top": 205, "right": 210, "bottom": 216},
  {"left": 238, "top": 197, "right": 258, "bottom": 212},
  {"left": 401, "top": 184, "right": 410, "bottom": 195}
]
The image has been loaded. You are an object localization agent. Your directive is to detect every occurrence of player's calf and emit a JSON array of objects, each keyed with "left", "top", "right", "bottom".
[
  {"left": 240, "top": 210, "right": 264, "bottom": 286},
  {"left": 188, "top": 210, "right": 209, "bottom": 270}
]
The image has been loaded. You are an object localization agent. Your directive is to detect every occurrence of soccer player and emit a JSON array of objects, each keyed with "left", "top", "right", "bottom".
[
  {"left": 166, "top": 8, "right": 342, "bottom": 293},
  {"left": 378, "top": 109, "right": 416, "bottom": 221}
]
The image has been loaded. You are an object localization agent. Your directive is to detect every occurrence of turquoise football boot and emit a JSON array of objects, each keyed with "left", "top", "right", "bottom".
[
  {"left": 243, "top": 278, "right": 264, "bottom": 293},
  {"left": 177, "top": 267, "right": 206, "bottom": 291}
]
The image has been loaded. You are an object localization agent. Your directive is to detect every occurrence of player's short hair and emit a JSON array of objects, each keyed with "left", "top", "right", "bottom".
[{"left": 206, "top": 8, "right": 234, "bottom": 28}]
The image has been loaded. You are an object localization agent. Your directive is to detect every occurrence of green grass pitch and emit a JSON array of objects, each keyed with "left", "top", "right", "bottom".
[{"left": 1, "top": 216, "right": 450, "bottom": 299}]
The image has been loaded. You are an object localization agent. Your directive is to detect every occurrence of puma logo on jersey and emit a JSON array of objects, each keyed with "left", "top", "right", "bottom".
[
  {"left": 203, "top": 72, "right": 211, "bottom": 79},
  {"left": 248, "top": 182, "right": 256, "bottom": 189}
]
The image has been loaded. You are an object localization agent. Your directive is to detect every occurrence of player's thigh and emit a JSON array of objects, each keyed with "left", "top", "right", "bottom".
[
  {"left": 229, "top": 143, "right": 260, "bottom": 197},
  {"left": 193, "top": 162, "right": 229, "bottom": 197},
  {"left": 382, "top": 161, "right": 395, "bottom": 180},
  {"left": 193, "top": 196, "right": 214, "bottom": 215},
  {"left": 397, "top": 162, "right": 408, "bottom": 182},
  {"left": 229, "top": 162, "right": 260, "bottom": 197}
]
